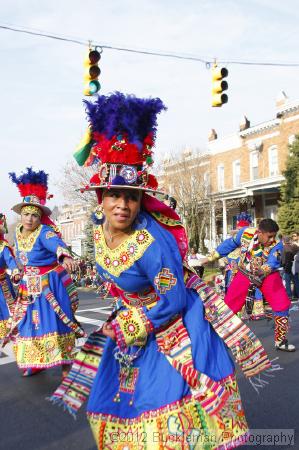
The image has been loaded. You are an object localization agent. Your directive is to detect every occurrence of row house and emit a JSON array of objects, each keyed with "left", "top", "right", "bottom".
[
  {"left": 160, "top": 92, "right": 299, "bottom": 249},
  {"left": 56, "top": 203, "right": 90, "bottom": 256}
]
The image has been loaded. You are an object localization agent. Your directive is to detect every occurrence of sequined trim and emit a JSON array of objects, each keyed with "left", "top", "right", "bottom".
[
  {"left": 150, "top": 211, "right": 183, "bottom": 227},
  {"left": 14, "top": 331, "right": 76, "bottom": 368},
  {"left": 15, "top": 223, "right": 42, "bottom": 252},
  {"left": 0, "top": 319, "right": 10, "bottom": 339},
  {"left": 87, "top": 375, "right": 248, "bottom": 450},
  {"left": 46, "top": 231, "right": 57, "bottom": 239},
  {"left": 21, "top": 205, "right": 42, "bottom": 217},
  {"left": 94, "top": 225, "right": 154, "bottom": 277},
  {"left": 0, "top": 241, "right": 9, "bottom": 253},
  {"left": 56, "top": 246, "right": 72, "bottom": 261},
  {"left": 112, "top": 308, "right": 154, "bottom": 348}
]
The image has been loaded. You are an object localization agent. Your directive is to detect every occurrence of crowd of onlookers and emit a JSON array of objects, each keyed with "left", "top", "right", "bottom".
[
  {"left": 281, "top": 231, "right": 299, "bottom": 300},
  {"left": 71, "top": 259, "right": 102, "bottom": 288}
]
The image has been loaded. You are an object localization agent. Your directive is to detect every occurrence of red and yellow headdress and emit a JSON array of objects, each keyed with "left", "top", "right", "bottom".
[
  {"left": 9, "top": 168, "right": 52, "bottom": 216},
  {"left": 74, "top": 92, "right": 166, "bottom": 194}
]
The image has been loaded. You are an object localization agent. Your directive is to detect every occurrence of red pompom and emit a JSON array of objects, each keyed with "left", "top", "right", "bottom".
[
  {"left": 90, "top": 174, "right": 101, "bottom": 185},
  {"left": 146, "top": 174, "right": 158, "bottom": 190}
]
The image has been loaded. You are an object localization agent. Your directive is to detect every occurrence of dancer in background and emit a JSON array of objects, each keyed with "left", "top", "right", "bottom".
[
  {"left": 8, "top": 168, "right": 84, "bottom": 377},
  {"left": 0, "top": 213, "right": 20, "bottom": 340},
  {"left": 202, "top": 218, "right": 295, "bottom": 352},
  {"left": 222, "top": 213, "right": 265, "bottom": 321}
]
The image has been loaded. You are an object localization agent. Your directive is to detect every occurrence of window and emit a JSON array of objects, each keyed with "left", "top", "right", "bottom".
[
  {"left": 217, "top": 165, "right": 225, "bottom": 191},
  {"left": 268, "top": 146, "right": 279, "bottom": 176},
  {"left": 232, "top": 160, "right": 241, "bottom": 187},
  {"left": 250, "top": 151, "right": 259, "bottom": 180}
]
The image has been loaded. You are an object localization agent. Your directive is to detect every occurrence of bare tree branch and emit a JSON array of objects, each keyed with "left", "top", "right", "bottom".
[{"left": 58, "top": 160, "right": 98, "bottom": 208}]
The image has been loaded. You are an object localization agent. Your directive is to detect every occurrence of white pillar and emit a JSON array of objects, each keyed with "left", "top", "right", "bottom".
[
  {"left": 211, "top": 201, "right": 216, "bottom": 249},
  {"left": 222, "top": 199, "right": 227, "bottom": 239}
]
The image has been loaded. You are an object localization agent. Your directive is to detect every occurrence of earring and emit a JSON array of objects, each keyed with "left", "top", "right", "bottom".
[{"left": 92, "top": 205, "right": 105, "bottom": 224}]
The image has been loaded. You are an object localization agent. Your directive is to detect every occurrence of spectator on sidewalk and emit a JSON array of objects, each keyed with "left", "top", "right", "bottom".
[{"left": 282, "top": 236, "right": 298, "bottom": 300}]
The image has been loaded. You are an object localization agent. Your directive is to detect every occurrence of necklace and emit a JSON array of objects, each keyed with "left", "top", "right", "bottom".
[{"left": 104, "top": 223, "right": 132, "bottom": 243}]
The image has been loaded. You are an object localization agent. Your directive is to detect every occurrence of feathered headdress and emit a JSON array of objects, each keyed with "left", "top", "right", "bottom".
[
  {"left": 74, "top": 92, "right": 166, "bottom": 193},
  {"left": 236, "top": 211, "right": 253, "bottom": 228},
  {"left": 9, "top": 168, "right": 52, "bottom": 216}
]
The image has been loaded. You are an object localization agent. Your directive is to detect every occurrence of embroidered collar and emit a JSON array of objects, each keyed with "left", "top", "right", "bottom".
[
  {"left": 15, "top": 223, "right": 42, "bottom": 252},
  {"left": 94, "top": 224, "right": 154, "bottom": 277},
  {"left": 0, "top": 240, "right": 9, "bottom": 253}
]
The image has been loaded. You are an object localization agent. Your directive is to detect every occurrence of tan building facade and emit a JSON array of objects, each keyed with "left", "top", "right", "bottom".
[
  {"left": 56, "top": 203, "right": 90, "bottom": 256},
  {"left": 160, "top": 93, "right": 299, "bottom": 249}
]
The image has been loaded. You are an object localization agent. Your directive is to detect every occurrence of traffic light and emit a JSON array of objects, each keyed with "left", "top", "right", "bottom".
[
  {"left": 211, "top": 65, "right": 228, "bottom": 107},
  {"left": 83, "top": 48, "right": 101, "bottom": 96}
]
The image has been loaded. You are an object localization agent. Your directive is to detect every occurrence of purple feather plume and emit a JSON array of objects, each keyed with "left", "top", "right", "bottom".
[
  {"left": 9, "top": 167, "right": 48, "bottom": 187},
  {"left": 83, "top": 92, "right": 167, "bottom": 144}
]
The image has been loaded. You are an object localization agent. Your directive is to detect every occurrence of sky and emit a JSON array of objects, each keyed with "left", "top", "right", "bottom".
[{"left": 1, "top": 0, "right": 299, "bottom": 221}]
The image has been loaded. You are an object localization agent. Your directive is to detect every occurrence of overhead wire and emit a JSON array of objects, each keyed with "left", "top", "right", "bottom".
[{"left": 1, "top": 23, "right": 299, "bottom": 68}]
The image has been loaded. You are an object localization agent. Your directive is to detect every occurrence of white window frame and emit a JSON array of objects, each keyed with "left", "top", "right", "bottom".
[
  {"left": 203, "top": 171, "right": 210, "bottom": 195},
  {"left": 268, "top": 145, "right": 279, "bottom": 177},
  {"left": 217, "top": 164, "right": 225, "bottom": 191},
  {"left": 250, "top": 151, "right": 259, "bottom": 180},
  {"left": 232, "top": 160, "right": 241, "bottom": 187}
]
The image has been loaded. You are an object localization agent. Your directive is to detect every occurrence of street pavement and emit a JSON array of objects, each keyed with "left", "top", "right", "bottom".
[{"left": 0, "top": 290, "right": 298, "bottom": 450}]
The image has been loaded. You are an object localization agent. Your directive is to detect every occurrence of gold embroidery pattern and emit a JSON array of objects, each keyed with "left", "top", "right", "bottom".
[
  {"left": 115, "top": 308, "right": 153, "bottom": 347},
  {"left": 46, "top": 231, "right": 57, "bottom": 239},
  {"left": 0, "top": 319, "right": 10, "bottom": 339},
  {"left": 21, "top": 205, "right": 42, "bottom": 217},
  {"left": 14, "top": 331, "right": 75, "bottom": 368},
  {"left": 94, "top": 225, "right": 154, "bottom": 277},
  {"left": 150, "top": 211, "right": 182, "bottom": 227},
  {"left": 88, "top": 375, "right": 248, "bottom": 450},
  {"left": 15, "top": 224, "right": 42, "bottom": 252},
  {"left": 0, "top": 241, "right": 9, "bottom": 253}
]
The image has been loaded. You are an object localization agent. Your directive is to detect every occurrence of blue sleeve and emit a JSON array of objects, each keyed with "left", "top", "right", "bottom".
[
  {"left": 216, "top": 228, "right": 244, "bottom": 257},
  {"left": 3, "top": 246, "right": 18, "bottom": 271},
  {"left": 138, "top": 234, "right": 187, "bottom": 330},
  {"left": 40, "top": 226, "right": 70, "bottom": 260},
  {"left": 265, "top": 241, "right": 283, "bottom": 271}
]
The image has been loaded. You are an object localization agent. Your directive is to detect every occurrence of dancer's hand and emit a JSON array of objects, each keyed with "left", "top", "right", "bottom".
[
  {"left": 102, "top": 322, "right": 116, "bottom": 340},
  {"left": 198, "top": 257, "right": 209, "bottom": 265},
  {"left": 62, "top": 257, "right": 77, "bottom": 273}
]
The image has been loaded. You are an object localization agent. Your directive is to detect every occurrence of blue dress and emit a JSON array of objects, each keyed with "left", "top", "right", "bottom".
[
  {"left": 0, "top": 241, "right": 18, "bottom": 339},
  {"left": 13, "top": 224, "right": 82, "bottom": 370},
  {"left": 87, "top": 212, "right": 249, "bottom": 449}
]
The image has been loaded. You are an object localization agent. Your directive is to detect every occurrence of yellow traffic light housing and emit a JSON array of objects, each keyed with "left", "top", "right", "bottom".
[
  {"left": 83, "top": 48, "right": 101, "bottom": 96},
  {"left": 211, "top": 65, "right": 228, "bottom": 107}
]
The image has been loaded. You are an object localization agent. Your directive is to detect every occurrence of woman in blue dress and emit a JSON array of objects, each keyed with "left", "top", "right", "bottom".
[
  {"left": 0, "top": 213, "right": 20, "bottom": 340},
  {"left": 51, "top": 93, "right": 272, "bottom": 449},
  {"left": 8, "top": 169, "right": 84, "bottom": 377}
]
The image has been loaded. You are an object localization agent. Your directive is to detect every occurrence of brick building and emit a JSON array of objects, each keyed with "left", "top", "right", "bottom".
[
  {"left": 56, "top": 203, "right": 90, "bottom": 256},
  {"left": 160, "top": 92, "right": 299, "bottom": 249}
]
